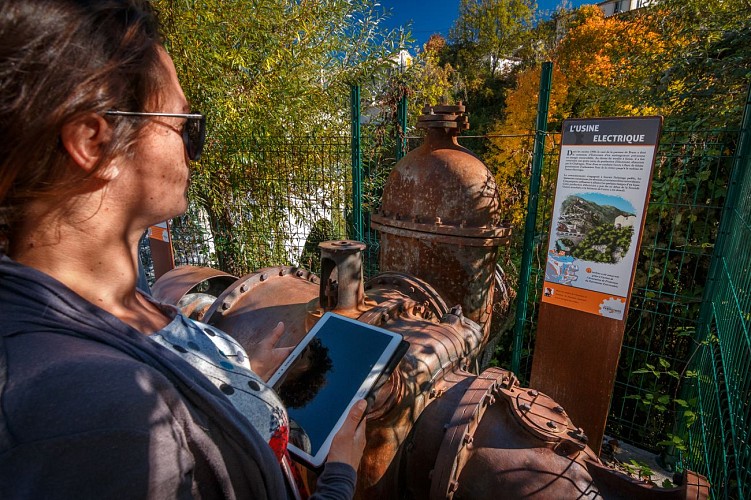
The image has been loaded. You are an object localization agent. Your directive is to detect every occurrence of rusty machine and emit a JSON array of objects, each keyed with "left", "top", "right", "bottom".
[{"left": 151, "top": 104, "right": 709, "bottom": 499}]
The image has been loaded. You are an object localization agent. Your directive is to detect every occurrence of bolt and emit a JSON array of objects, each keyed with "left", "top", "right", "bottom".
[
  {"left": 222, "top": 302, "right": 230, "bottom": 310},
  {"left": 260, "top": 273, "right": 267, "bottom": 281},
  {"left": 381, "top": 313, "right": 389, "bottom": 324},
  {"left": 448, "top": 480, "right": 459, "bottom": 493},
  {"left": 547, "top": 421, "right": 558, "bottom": 430},
  {"left": 528, "top": 389, "right": 539, "bottom": 397},
  {"left": 553, "top": 405, "right": 565, "bottom": 414},
  {"left": 296, "top": 270, "right": 304, "bottom": 277},
  {"left": 519, "top": 403, "right": 531, "bottom": 412},
  {"left": 278, "top": 269, "right": 285, "bottom": 276},
  {"left": 240, "top": 285, "right": 247, "bottom": 293},
  {"left": 463, "top": 433, "right": 474, "bottom": 445},
  {"left": 435, "top": 216, "right": 442, "bottom": 225}
]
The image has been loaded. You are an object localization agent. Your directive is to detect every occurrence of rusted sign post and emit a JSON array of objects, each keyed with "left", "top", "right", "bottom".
[
  {"left": 531, "top": 116, "right": 663, "bottom": 453},
  {"left": 148, "top": 220, "right": 175, "bottom": 281}
]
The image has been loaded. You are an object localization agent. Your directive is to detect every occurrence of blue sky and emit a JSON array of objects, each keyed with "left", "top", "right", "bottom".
[{"left": 379, "top": 0, "right": 593, "bottom": 48}]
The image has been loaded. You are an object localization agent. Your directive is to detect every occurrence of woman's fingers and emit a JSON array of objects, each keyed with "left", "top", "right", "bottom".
[{"left": 327, "top": 399, "right": 368, "bottom": 469}]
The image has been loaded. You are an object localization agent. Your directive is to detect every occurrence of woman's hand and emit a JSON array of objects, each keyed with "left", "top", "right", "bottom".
[
  {"left": 327, "top": 399, "right": 368, "bottom": 469},
  {"left": 248, "top": 321, "right": 294, "bottom": 382}
]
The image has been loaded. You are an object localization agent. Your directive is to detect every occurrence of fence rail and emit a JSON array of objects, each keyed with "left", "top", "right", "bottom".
[{"left": 142, "top": 84, "right": 751, "bottom": 498}]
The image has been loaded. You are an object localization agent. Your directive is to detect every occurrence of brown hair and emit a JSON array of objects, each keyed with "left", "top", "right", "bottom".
[{"left": 0, "top": 0, "right": 164, "bottom": 243}]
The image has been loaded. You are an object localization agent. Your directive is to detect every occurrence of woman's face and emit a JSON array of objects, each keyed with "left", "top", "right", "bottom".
[{"left": 118, "top": 47, "right": 192, "bottom": 226}]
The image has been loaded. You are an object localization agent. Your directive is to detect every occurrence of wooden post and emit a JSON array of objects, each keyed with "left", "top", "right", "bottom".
[
  {"left": 530, "top": 116, "right": 662, "bottom": 454},
  {"left": 148, "top": 220, "right": 175, "bottom": 281}
]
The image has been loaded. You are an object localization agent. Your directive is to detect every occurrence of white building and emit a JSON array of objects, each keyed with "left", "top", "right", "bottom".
[
  {"left": 597, "top": 0, "right": 655, "bottom": 16},
  {"left": 615, "top": 214, "right": 637, "bottom": 228}
]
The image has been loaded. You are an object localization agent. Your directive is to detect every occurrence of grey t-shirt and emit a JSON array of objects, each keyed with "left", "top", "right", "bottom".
[{"left": 150, "top": 313, "right": 288, "bottom": 459}]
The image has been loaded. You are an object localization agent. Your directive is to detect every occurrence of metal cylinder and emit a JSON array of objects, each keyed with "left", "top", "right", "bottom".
[{"left": 371, "top": 103, "right": 511, "bottom": 340}]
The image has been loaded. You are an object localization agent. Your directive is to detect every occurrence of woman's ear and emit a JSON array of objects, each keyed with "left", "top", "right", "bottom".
[{"left": 60, "top": 114, "right": 117, "bottom": 178}]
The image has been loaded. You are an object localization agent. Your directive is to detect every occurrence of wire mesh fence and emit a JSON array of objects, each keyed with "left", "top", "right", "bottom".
[
  {"left": 677, "top": 90, "right": 751, "bottom": 498},
  {"left": 141, "top": 134, "right": 353, "bottom": 280},
  {"left": 141, "top": 87, "right": 750, "bottom": 497}
]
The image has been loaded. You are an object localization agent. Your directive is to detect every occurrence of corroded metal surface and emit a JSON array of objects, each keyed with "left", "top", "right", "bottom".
[
  {"left": 202, "top": 266, "right": 320, "bottom": 351},
  {"left": 371, "top": 105, "right": 511, "bottom": 339},
  {"left": 150, "top": 266, "right": 237, "bottom": 321},
  {"left": 159, "top": 243, "right": 708, "bottom": 499},
  {"left": 364, "top": 271, "right": 449, "bottom": 320}
]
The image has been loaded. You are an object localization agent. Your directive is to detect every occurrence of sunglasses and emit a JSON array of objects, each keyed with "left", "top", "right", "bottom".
[{"left": 105, "top": 110, "right": 206, "bottom": 161}]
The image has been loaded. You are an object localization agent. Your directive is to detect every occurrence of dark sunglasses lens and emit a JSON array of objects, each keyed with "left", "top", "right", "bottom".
[{"left": 184, "top": 115, "right": 206, "bottom": 161}]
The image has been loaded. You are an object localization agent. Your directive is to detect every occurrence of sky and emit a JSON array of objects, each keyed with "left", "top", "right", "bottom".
[{"left": 379, "top": 0, "right": 592, "bottom": 48}]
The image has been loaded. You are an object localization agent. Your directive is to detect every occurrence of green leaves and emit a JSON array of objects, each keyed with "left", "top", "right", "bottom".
[{"left": 154, "top": 0, "right": 405, "bottom": 275}]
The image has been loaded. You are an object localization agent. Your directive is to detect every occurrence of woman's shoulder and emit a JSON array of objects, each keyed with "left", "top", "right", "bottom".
[{"left": 1, "top": 329, "right": 187, "bottom": 445}]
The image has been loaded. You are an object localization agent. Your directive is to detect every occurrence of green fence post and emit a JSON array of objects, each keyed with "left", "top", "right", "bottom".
[
  {"left": 351, "top": 84, "right": 363, "bottom": 243},
  {"left": 685, "top": 83, "right": 751, "bottom": 494},
  {"left": 396, "top": 93, "right": 408, "bottom": 161},
  {"left": 511, "top": 61, "right": 553, "bottom": 375}
]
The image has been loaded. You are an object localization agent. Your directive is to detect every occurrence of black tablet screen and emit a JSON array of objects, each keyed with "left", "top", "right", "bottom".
[{"left": 274, "top": 315, "right": 394, "bottom": 457}]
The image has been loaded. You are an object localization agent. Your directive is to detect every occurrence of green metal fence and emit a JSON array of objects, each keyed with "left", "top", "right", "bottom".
[
  {"left": 148, "top": 81, "right": 751, "bottom": 497},
  {"left": 677, "top": 86, "right": 751, "bottom": 498},
  {"left": 160, "top": 133, "right": 352, "bottom": 278},
  {"left": 510, "top": 83, "right": 750, "bottom": 498}
]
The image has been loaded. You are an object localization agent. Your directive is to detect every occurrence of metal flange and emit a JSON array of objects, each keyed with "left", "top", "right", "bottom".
[
  {"left": 429, "top": 367, "right": 512, "bottom": 500},
  {"left": 365, "top": 271, "right": 449, "bottom": 320},
  {"left": 201, "top": 266, "right": 319, "bottom": 324}
]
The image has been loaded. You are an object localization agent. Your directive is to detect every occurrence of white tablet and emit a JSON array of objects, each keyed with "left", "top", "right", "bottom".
[{"left": 267, "top": 312, "right": 406, "bottom": 468}]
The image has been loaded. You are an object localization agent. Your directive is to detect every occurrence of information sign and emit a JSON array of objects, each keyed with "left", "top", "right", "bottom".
[{"left": 541, "top": 116, "right": 662, "bottom": 320}]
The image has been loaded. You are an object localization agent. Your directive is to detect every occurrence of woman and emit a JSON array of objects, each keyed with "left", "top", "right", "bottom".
[{"left": 0, "top": 1, "right": 365, "bottom": 498}]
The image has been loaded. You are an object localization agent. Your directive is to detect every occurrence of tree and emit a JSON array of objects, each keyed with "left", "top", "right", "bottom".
[
  {"left": 153, "top": 0, "right": 405, "bottom": 275},
  {"left": 485, "top": 64, "right": 568, "bottom": 230},
  {"left": 449, "top": 0, "right": 536, "bottom": 78},
  {"left": 441, "top": 0, "right": 543, "bottom": 133}
]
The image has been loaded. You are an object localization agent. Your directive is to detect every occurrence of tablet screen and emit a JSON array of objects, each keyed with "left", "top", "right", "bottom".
[{"left": 269, "top": 313, "right": 402, "bottom": 466}]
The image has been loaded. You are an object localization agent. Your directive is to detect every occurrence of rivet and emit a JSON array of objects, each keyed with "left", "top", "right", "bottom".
[
  {"left": 547, "top": 421, "right": 558, "bottom": 429},
  {"left": 278, "top": 269, "right": 285, "bottom": 276},
  {"left": 296, "top": 270, "right": 304, "bottom": 277},
  {"left": 463, "top": 433, "right": 474, "bottom": 445},
  {"left": 520, "top": 403, "right": 531, "bottom": 412},
  {"left": 553, "top": 405, "right": 565, "bottom": 414},
  {"left": 260, "top": 273, "right": 267, "bottom": 281},
  {"left": 528, "top": 390, "right": 538, "bottom": 397},
  {"left": 222, "top": 302, "right": 230, "bottom": 310},
  {"left": 240, "top": 285, "right": 247, "bottom": 293},
  {"left": 435, "top": 217, "right": 442, "bottom": 225},
  {"left": 448, "top": 480, "right": 459, "bottom": 493}
]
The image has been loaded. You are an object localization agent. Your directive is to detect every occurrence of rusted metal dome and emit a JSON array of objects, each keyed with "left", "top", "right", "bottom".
[{"left": 371, "top": 103, "right": 511, "bottom": 339}]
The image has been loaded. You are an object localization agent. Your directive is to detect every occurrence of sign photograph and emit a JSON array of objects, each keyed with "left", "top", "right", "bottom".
[{"left": 542, "top": 116, "right": 663, "bottom": 320}]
